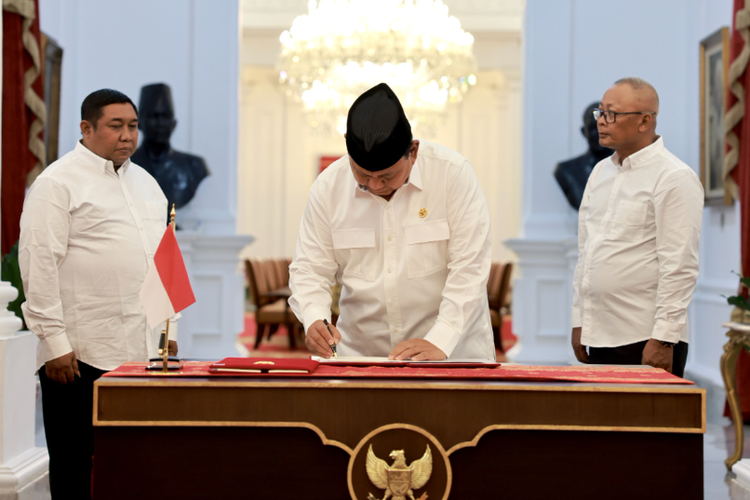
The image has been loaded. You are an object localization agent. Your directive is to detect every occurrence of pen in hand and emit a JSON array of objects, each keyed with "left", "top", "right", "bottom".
[{"left": 323, "top": 319, "right": 337, "bottom": 358}]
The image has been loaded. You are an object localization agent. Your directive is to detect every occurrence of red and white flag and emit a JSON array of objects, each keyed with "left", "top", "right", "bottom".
[{"left": 140, "top": 227, "right": 196, "bottom": 329}]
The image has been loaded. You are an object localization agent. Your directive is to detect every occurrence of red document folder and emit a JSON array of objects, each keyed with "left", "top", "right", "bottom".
[{"left": 209, "top": 357, "right": 319, "bottom": 374}]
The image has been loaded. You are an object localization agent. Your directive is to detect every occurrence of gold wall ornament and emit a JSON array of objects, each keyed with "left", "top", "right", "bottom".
[
  {"left": 418, "top": 208, "right": 428, "bottom": 218},
  {"left": 366, "top": 444, "right": 432, "bottom": 500}
]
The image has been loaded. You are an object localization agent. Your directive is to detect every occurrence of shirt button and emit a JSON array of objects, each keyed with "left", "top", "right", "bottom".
[
  {"left": 388, "top": 268, "right": 392, "bottom": 273},
  {"left": 388, "top": 236, "right": 392, "bottom": 241},
  {"left": 394, "top": 328, "right": 399, "bottom": 333}
]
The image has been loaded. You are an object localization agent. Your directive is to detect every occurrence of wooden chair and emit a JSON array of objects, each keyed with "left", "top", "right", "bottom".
[
  {"left": 489, "top": 262, "right": 513, "bottom": 352},
  {"left": 498, "top": 262, "right": 513, "bottom": 316},
  {"left": 273, "top": 259, "right": 290, "bottom": 288},
  {"left": 245, "top": 258, "right": 301, "bottom": 350},
  {"left": 487, "top": 262, "right": 503, "bottom": 311}
]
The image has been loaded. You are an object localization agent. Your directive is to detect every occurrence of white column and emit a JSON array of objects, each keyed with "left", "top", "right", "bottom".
[
  {"left": 504, "top": 0, "right": 578, "bottom": 363},
  {"left": 0, "top": 284, "right": 49, "bottom": 499}
]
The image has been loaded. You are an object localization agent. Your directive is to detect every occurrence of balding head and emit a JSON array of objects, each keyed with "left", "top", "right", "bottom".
[
  {"left": 597, "top": 77, "right": 660, "bottom": 160},
  {"left": 613, "top": 77, "right": 659, "bottom": 115}
]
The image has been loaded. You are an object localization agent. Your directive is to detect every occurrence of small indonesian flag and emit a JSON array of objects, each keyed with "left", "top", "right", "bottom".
[{"left": 139, "top": 227, "right": 196, "bottom": 328}]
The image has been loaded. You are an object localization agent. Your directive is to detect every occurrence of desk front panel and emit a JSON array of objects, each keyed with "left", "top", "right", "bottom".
[{"left": 93, "top": 377, "right": 704, "bottom": 499}]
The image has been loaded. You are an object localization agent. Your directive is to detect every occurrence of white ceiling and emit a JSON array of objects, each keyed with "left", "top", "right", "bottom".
[{"left": 241, "top": 0, "right": 524, "bottom": 33}]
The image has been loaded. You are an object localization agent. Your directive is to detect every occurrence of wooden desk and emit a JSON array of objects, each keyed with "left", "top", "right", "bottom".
[{"left": 93, "top": 375, "right": 704, "bottom": 499}]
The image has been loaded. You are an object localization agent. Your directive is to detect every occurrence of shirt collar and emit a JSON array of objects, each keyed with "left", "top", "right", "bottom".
[
  {"left": 75, "top": 140, "right": 131, "bottom": 175},
  {"left": 352, "top": 156, "right": 423, "bottom": 198},
  {"left": 407, "top": 158, "right": 423, "bottom": 190},
  {"left": 611, "top": 136, "right": 664, "bottom": 170}
]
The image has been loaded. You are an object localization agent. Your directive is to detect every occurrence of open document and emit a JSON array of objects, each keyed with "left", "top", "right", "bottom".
[{"left": 311, "top": 356, "right": 501, "bottom": 367}]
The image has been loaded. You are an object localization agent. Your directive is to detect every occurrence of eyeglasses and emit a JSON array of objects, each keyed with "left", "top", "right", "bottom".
[{"left": 593, "top": 108, "right": 657, "bottom": 124}]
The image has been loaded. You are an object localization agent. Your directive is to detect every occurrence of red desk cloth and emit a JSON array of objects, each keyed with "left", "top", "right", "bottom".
[{"left": 103, "top": 361, "right": 693, "bottom": 385}]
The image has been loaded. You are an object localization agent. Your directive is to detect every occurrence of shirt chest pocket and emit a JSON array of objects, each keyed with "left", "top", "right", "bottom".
[
  {"left": 331, "top": 228, "right": 377, "bottom": 281},
  {"left": 145, "top": 201, "right": 167, "bottom": 224},
  {"left": 607, "top": 200, "right": 648, "bottom": 242},
  {"left": 405, "top": 219, "right": 450, "bottom": 279}
]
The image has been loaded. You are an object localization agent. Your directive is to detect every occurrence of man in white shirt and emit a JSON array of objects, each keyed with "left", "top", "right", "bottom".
[
  {"left": 570, "top": 78, "right": 703, "bottom": 377},
  {"left": 20, "top": 89, "right": 177, "bottom": 499},
  {"left": 289, "top": 83, "right": 495, "bottom": 361}
]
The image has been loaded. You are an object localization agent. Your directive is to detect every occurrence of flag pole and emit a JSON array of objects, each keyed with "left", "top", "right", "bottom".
[{"left": 162, "top": 204, "right": 176, "bottom": 373}]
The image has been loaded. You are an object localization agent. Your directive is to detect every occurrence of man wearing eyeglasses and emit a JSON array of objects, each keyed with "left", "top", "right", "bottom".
[{"left": 570, "top": 77, "right": 703, "bottom": 377}]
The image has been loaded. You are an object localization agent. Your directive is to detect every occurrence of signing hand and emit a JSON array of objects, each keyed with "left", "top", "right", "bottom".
[
  {"left": 389, "top": 339, "right": 446, "bottom": 361},
  {"left": 45, "top": 351, "right": 80, "bottom": 384},
  {"left": 305, "top": 319, "right": 341, "bottom": 358},
  {"left": 641, "top": 339, "right": 673, "bottom": 373},
  {"left": 571, "top": 327, "right": 589, "bottom": 363},
  {"left": 168, "top": 340, "right": 179, "bottom": 356}
]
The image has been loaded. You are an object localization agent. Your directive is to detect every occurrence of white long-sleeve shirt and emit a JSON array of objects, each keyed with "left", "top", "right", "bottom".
[
  {"left": 572, "top": 137, "right": 703, "bottom": 346},
  {"left": 20, "top": 141, "right": 177, "bottom": 370},
  {"left": 289, "top": 141, "right": 495, "bottom": 360}
]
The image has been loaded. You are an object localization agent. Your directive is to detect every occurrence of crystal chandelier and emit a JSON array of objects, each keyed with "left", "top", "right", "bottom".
[{"left": 278, "top": 0, "right": 478, "bottom": 136}]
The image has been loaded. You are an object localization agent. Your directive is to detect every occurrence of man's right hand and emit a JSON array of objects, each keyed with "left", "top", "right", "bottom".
[
  {"left": 305, "top": 319, "right": 341, "bottom": 358},
  {"left": 571, "top": 327, "right": 589, "bottom": 363},
  {"left": 45, "top": 351, "right": 80, "bottom": 384}
]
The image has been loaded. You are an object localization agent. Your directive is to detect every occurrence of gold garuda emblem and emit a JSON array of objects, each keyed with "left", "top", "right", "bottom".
[{"left": 366, "top": 444, "right": 432, "bottom": 500}]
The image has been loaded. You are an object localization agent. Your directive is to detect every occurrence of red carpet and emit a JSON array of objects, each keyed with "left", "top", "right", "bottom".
[{"left": 237, "top": 313, "right": 518, "bottom": 361}]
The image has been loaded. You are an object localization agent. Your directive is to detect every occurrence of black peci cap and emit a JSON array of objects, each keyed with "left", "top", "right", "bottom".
[{"left": 345, "top": 83, "right": 412, "bottom": 171}]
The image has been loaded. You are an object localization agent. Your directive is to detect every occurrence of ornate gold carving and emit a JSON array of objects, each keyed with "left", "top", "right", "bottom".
[
  {"left": 366, "top": 445, "right": 432, "bottom": 500},
  {"left": 348, "top": 423, "right": 451, "bottom": 500},
  {"left": 253, "top": 361, "right": 275, "bottom": 365}
]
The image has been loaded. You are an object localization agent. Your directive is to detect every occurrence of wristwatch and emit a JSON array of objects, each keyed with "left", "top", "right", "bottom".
[{"left": 658, "top": 340, "right": 676, "bottom": 348}]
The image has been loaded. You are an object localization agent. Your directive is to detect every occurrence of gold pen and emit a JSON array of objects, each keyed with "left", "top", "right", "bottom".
[{"left": 323, "top": 319, "right": 337, "bottom": 358}]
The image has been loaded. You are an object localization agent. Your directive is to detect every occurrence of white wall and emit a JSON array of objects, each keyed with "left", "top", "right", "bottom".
[
  {"left": 39, "top": 0, "right": 240, "bottom": 234},
  {"left": 518, "top": 0, "right": 737, "bottom": 416}
]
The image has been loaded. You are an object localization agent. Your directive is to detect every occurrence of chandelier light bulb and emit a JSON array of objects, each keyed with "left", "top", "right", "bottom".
[{"left": 278, "top": 0, "right": 478, "bottom": 136}]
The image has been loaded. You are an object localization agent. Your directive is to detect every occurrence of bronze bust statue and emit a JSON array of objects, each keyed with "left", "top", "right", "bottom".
[
  {"left": 131, "top": 83, "right": 210, "bottom": 212},
  {"left": 554, "top": 102, "right": 613, "bottom": 210}
]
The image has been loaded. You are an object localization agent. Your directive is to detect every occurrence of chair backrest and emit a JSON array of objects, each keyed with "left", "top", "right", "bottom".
[
  {"left": 245, "top": 259, "right": 262, "bottom": 308},
  {"left": 246, "top": 259, "right": 274, "bottom": 308},
  {"left": 273, "top": 259, "right": 289, "bottom": 288},
  {"left": 262, "top": 259, "right": 280, "bottom": 291},
  {"left": 498, "top": 262, "right": 514, "bottom": 312},
  {"left": 487, "top": 261, "right": 503, "bottom": 310}
]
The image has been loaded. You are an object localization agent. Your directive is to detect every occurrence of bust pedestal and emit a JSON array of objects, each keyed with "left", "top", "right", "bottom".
[
  {"left": 0, "top": 282, "right": 49, "bottom": 499},
  {"left": 175, "top": 230, "right": 254, "bottom": 359},
  {"left": 503, "top": 237, "right": 579, "bottom": 364}
]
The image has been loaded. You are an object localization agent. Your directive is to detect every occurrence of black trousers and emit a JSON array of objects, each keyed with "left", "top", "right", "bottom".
[
  {"left": 588, "top": 340, "right": 689, "bottom": 378},
  {"left": 39, "top": 361, "right": 107, "bottom": 500}
]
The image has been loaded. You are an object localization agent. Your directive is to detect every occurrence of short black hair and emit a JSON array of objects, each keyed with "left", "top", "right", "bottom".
[
  {"left": 81, "top": 89, "right": 138, "bottom": 128},
  {"left": 402, "top": 138, "right": 413, "bottom": 159}
]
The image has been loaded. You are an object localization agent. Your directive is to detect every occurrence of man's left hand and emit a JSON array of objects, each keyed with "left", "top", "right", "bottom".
[
  {"left": 168, "top": 341, "right": 178, "bottom": 356},
  {"left": 641, "top": 339, "right": 673, "bottom": 373},
  {"left": 389, "top": 339, "right": 446, "bottom": 361}
]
